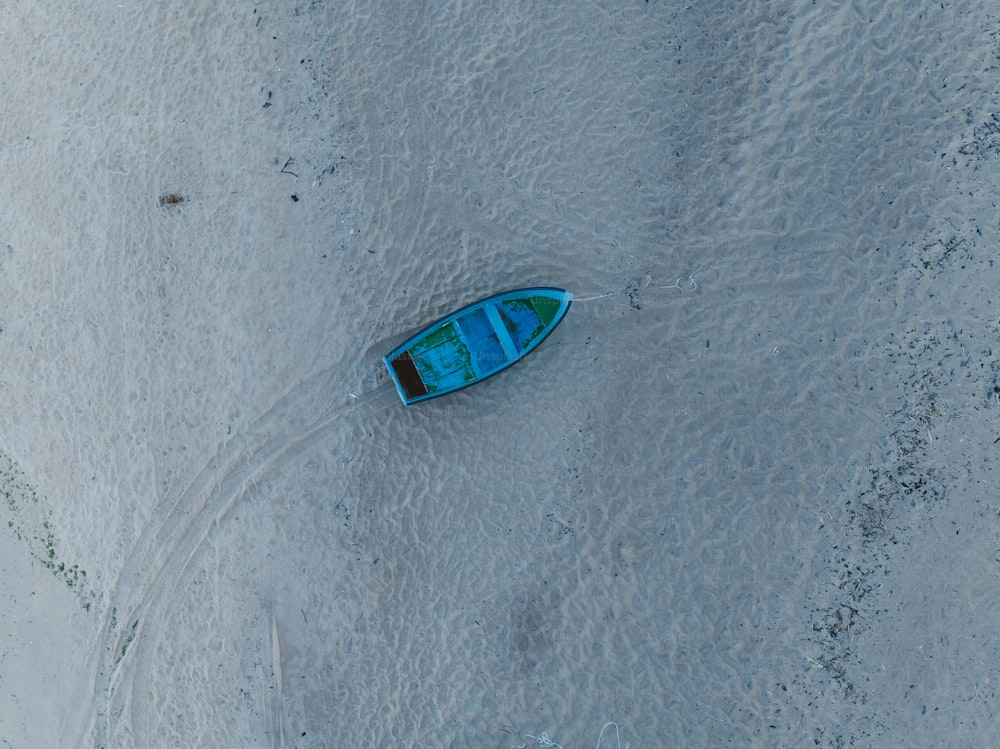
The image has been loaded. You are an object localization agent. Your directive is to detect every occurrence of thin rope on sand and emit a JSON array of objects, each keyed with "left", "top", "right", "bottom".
[
  {"left": 513, "top": 721, "right": 630, "bottom": 749},
  {"left": 573, "top": 266, "right": 702, "bottom": 301},
  {"left": 656, "top": 264, "right": 702, "bottom": 291}
]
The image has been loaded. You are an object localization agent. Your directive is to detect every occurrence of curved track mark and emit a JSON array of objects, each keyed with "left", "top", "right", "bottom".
[{"left": 74, "top": 365, "right": 376, "bottom": 748}]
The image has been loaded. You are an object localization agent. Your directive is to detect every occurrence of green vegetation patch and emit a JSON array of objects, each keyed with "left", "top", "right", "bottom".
[{"left": 1, "top": 450, "right": 94, "bottom": 604}]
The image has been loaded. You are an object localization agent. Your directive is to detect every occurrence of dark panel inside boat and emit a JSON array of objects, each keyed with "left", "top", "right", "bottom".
[{"left": 390, "top": 352, "right": 429, "bottom": 400}]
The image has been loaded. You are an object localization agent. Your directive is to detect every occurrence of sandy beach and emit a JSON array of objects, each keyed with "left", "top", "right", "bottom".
[{"left": 2, "top": 1, "right": 1000, "bottom": 746}]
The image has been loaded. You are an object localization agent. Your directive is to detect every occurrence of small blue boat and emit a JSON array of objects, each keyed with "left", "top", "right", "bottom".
[{"left": 384, "top": 287, "right": 572, "bottom": 405}]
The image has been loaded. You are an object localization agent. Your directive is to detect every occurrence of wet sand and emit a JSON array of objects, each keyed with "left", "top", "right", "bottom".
[{"left": 2, "top": 1, "right": 1000, "bottom": 746}]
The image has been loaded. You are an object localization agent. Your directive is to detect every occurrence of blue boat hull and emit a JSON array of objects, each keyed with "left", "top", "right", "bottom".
[{"left": 384, "top": 287, "right": 572, "bottom": 405}]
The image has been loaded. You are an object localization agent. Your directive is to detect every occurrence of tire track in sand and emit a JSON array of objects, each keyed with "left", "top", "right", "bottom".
[{"left": 73, "top": 366, "right": 376, "bottom": 748}]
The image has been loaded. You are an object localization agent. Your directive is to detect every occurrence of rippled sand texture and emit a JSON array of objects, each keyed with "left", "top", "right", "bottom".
[{"left": 2, "top": 0, "right": 1000, "bottom": 747}]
